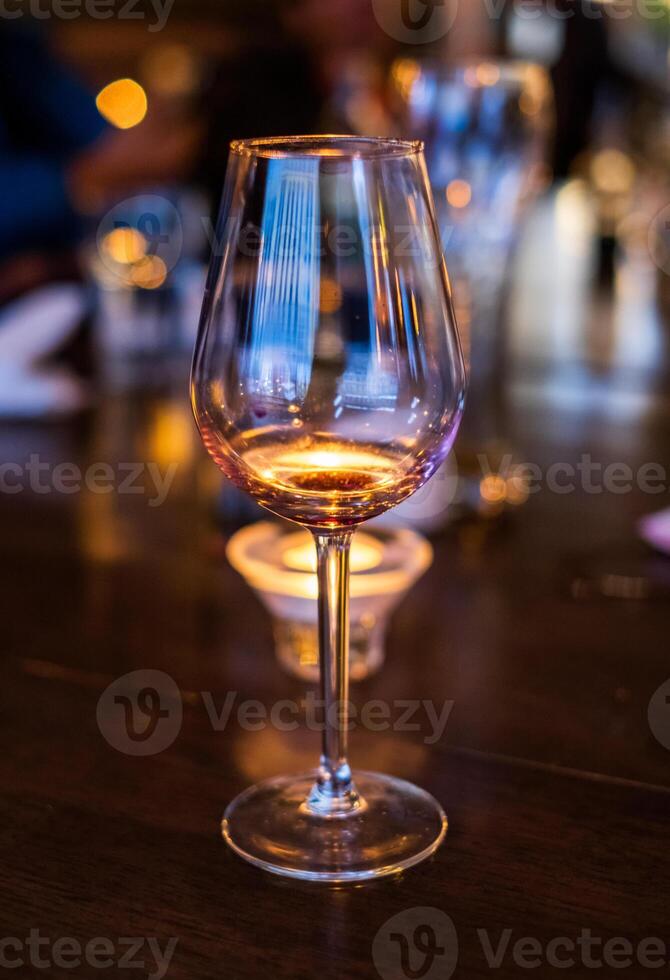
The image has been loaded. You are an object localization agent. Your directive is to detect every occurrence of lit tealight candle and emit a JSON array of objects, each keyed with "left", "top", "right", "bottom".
[
  {"left": 227, "top": 522, "right": 432, "bottom": 681},
  {"left": 282, "top": 534, "right": 384, "bottom": 575}
]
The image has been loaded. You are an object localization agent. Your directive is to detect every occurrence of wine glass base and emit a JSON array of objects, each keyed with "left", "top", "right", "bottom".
[{"left": 222, "top": 770, "right": 447, "bottom": 882}]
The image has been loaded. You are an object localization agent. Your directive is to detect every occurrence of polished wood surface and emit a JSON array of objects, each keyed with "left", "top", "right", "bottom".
[{"left": 2, "top": 192, "right": 669, "bottom": 977}]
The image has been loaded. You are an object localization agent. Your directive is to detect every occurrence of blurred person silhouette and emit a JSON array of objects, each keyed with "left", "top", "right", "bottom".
[
  {"left": 198, "top": 0, "right": 387, "bottom": 210},
  {"left": 0, "top": 22, "right": 106, "bottom": 305},
  {"left": 0, "top": 22, "right": 200, "bottom": 415},
  {"left": 0, "top": 21, "right": 200, "bottom": 307}
]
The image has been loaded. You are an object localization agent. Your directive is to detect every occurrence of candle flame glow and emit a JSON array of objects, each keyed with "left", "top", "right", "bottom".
[{"left": 282, "top": 534, "right": 384, "bottom": 574}]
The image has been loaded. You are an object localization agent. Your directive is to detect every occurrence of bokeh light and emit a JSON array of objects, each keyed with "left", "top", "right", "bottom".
[
  {"left": 96, "top": 78, "right": 148, "bottom": 129},
  {"left": 101, "top": 228, "right": 147, "bottom": 264},
  {"left": 129, "top": 255, "right": 168, "bottom": 289},
  {"left": 141, "top": 43, "right": 200, "bottom": 97},
  {"left": 590, "top": 149, "right": 635, "bottom": 196},
  {"left": 446, "top": 180, "right": 472, "bottom": 209}
]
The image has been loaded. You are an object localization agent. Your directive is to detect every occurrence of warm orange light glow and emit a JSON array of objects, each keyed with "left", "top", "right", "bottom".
[
  {"left": 392, "top": 58, "right": 421, "bottom": 101},
  {"left": 446, "top": 180, "right": 472, "bottom": 209},
  {"left": 227, "top": 523, "right": 433, "bottom": 601},
  {"left": 479, "top": 63, "right": 500, "bottom": 86},
  {"left": 505, "top": 470, "right": 530, "bottom": 506},
  {"left": 283, "top": 536, "right": 384, "bottom": 575},
  {"left": 148, "top": 400, "right": 194, "bottom": 469},
  {"left": 102, "top": 228, "right": 147, "bottom": 264},
  {"left": 590, "top": 149, "right": 635, "bottom": 196},
  {"left": 320, "top": 278, "right": 342, "bottom": 314},
  {"left": 466, "top": 62, "right": 501, "bottom": 87},
  {"left": 480, "top": 474, "right": 507, "bottom": 504},
  {"left": 130, "top": 255, "right": 167, "bottom": 289},
  {"left": 96, "top": 78, "right": 148, "bottom": 129},
  {"left": 141, "top": 43, "right": 199, "bottom": 96},
  {"left": 272, "top": 447, "right": 386, "bottom": 474},
  {"left": 519, "top": 90, "right": 539, "bottom": 116}
]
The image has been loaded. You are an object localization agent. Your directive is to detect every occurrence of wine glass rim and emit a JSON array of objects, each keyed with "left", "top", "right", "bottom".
[{"left": 230, "top": 134, "right": 424, "bottom": 160}]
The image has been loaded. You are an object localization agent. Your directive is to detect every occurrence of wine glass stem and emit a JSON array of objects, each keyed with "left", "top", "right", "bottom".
[{"left": 305, "top": 529, "right": 362, "bottom": 818}]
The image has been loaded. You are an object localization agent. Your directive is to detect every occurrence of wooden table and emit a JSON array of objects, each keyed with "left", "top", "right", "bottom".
[{"left": 1, "top": 191, "right": 669, "bottom": 978}]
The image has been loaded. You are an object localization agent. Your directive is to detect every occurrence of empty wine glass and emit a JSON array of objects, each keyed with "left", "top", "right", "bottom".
[{"left": 191, "top": 135, "right": 466, "bottom": 881}]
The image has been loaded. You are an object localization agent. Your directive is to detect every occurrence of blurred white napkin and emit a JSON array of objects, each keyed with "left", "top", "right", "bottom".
[{"left": 0, "top": 283, "right": 88, "bottom": 417}]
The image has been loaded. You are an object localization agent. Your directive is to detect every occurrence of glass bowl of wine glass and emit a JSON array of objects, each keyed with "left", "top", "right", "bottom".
[{"left": 191, "top": 135, "right": 466, "bottom": 881}]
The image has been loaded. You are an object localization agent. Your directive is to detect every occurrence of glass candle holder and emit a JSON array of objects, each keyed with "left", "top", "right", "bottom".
[{"left": 227, "top": 522, "right": 433, "bottom": 682}]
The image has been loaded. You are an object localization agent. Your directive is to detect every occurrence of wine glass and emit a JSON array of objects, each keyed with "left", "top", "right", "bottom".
[
  {"left": 391, "top": 60, "right": 553, "bottom": 517},
  {"left": 391, "top": 59, "right": 553, "bottom": 299},
  {"left": 191, "top": 135, "right": 466, "bottom": 881}
]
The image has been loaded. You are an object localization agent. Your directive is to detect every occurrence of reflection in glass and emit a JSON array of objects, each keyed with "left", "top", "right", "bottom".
[{"left": 191, "top": 135, "right": 466, "bottom": 881}]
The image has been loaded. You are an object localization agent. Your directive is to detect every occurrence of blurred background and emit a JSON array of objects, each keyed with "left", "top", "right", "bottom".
[{"left": 2, "top": 0, "right": 670, "bottom": 755}]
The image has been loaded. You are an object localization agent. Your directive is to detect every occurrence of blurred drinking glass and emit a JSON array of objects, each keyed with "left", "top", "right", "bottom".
[
  {"left": 391, "top": 60, "right": 553, "bottom": 516},
  {"left": 392, "top": 59, "right": 553, "bottom": 301}
]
